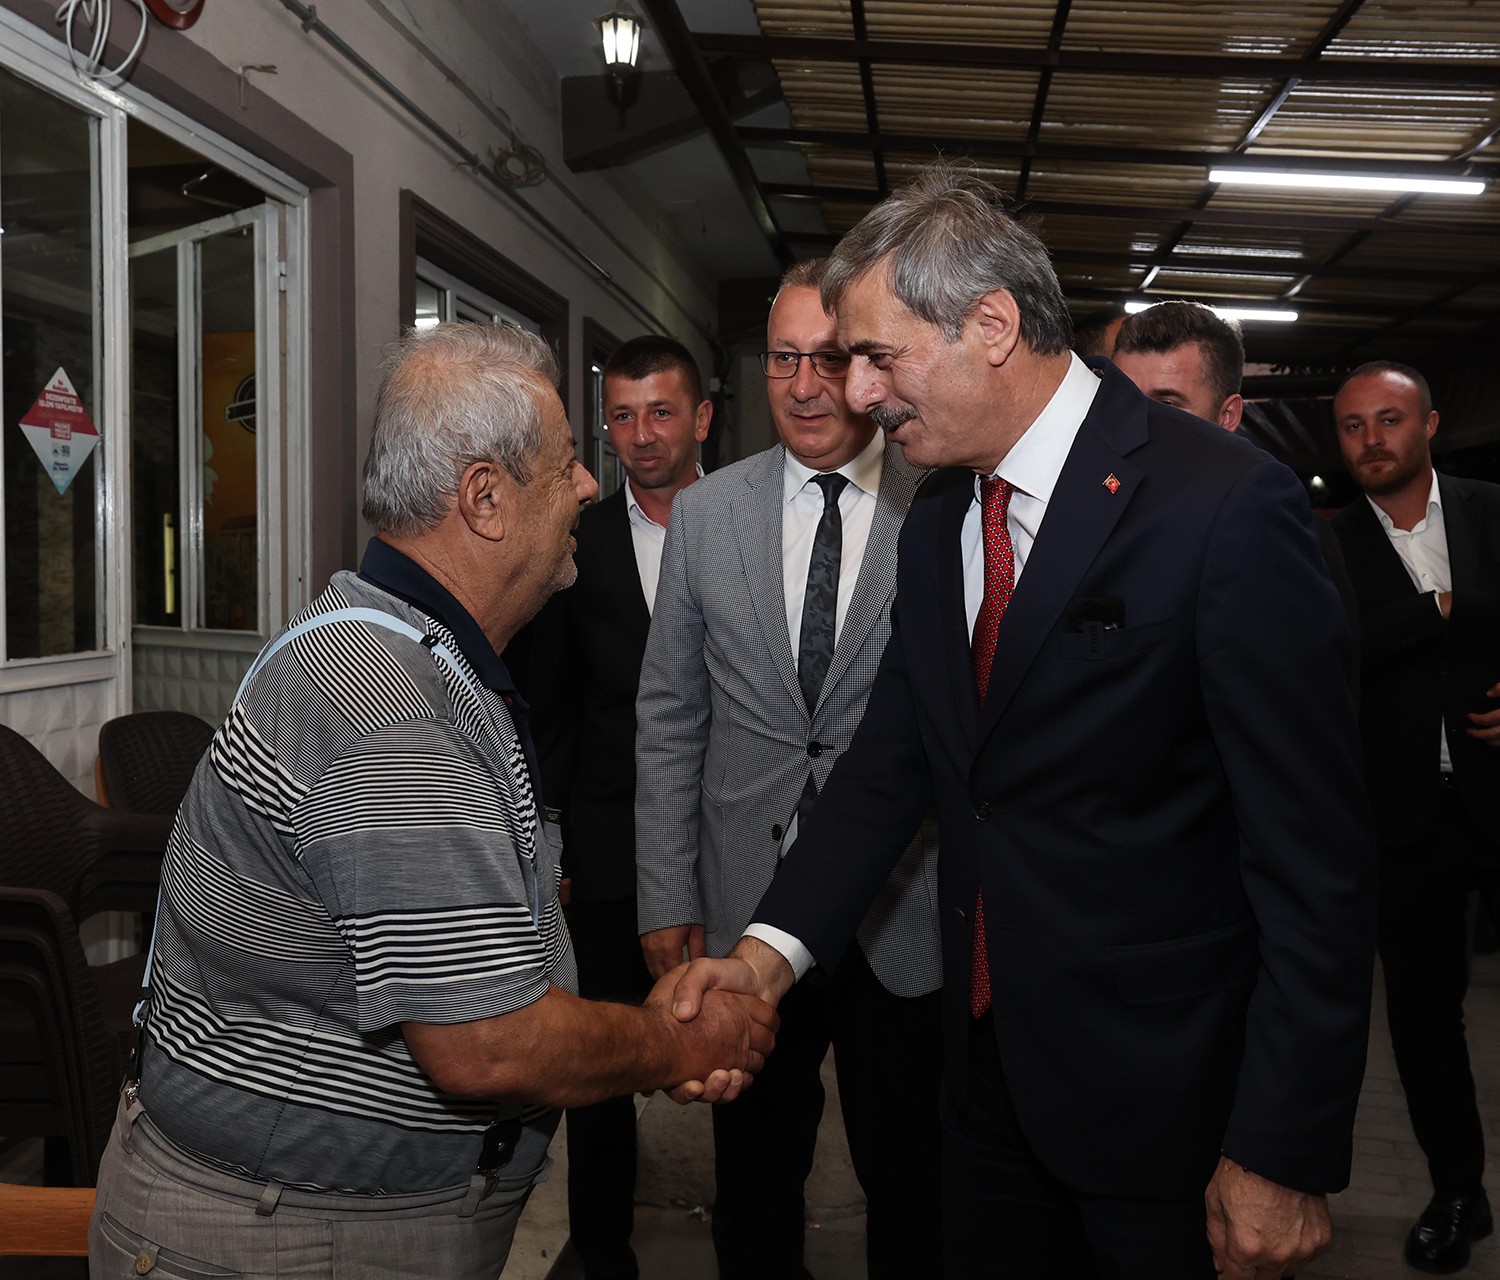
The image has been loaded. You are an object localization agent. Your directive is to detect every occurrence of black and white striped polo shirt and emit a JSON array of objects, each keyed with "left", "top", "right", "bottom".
[{"left": 139, "top": 560, "right": 574, "bottom": 1194}]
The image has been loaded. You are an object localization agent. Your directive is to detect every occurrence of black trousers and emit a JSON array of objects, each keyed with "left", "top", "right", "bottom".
[
  {"left": 1378, "top": 778, "right": 1500, "bottom": 1198},
  {"left": 562, "top": 896, "right": 654, "bottom": 1280},
  {"left": 941, "top": 1017, "right": 1214, "bottom": 1280},
  {"left": 711, "top": 942, "right": 944, "bottom": 1280}
]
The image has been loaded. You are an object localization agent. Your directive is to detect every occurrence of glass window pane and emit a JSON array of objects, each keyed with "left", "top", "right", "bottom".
[
  {"left": 1, "top": 69, "right": 101, "bottom": 660},
  {"left": 200, "top": 229, "right": 258, "bottom": 632},
  {"left": 414, "top": 276, "right": 442, "bottom": 328},
  {"left": 130, "top": 248, "right": 180, "bottom": 626}
]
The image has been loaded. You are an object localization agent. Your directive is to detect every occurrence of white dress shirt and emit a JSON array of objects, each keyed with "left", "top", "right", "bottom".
[
  {"left": 748, "top": 356, "right": 1101, "bottom": 978},
  {"left": 782, "top": 428, "right": 885, "bottom": 654},
  {"left": 1368, "top": 470, "right": 1453, "bottom": 770},
  {"left": 624, "top": 466, "right": 704, "bottom": 615},
  {"left": 962, "top": 353, "right": 1101, "bottom": 631}
]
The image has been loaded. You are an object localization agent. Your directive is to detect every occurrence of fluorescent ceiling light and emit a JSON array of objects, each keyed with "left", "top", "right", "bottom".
[
  {"left": 1125, "top": 301, "right": 1298, "bottom": 324},
  {"left": 1209, "top": 167, "right": 1485, "bottom": 196}
]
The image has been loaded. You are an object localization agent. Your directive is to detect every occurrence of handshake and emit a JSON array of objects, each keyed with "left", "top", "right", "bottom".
[{"left": 647, "top": 937, "right": 798, "bottom": 1104}]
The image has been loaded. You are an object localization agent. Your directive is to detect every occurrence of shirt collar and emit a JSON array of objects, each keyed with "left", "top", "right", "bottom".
[
  {"left": 1368, "top": 468, "right": 1442, "bottom": 534},
  {"left": 978, "top": 352, "right": 1100, "bottom": 500},
  {"left": 625, "top": 465, "right": 705, "bottom": 528},
  {"left": 358, "top": 537, "right": 519, "bottom": 699},
  {"left": 782, "top": 427, "right": 885, "bottom": 504}
]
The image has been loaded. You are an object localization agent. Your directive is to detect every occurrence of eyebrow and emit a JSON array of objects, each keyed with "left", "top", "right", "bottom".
[{"left": 844, "top": 340, "right": 886, "bottom": 356}]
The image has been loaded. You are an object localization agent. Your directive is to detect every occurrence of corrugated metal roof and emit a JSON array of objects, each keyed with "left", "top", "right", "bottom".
[{"left": 724, "top": 0, "right": 1500, "bottom": 370}]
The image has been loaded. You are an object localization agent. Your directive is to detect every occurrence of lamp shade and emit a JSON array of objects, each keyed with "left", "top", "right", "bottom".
[{"left": 597, "top": 8, "right": 642, "bottom": 70}]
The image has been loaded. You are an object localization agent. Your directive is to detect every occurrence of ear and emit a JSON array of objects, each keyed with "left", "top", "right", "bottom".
[
  {"left": 1425, "top": 410, "right": 1439, "bottom": 442},
  {"left": 1219, "top": 394, "right": 1244, "bottom": 432},
  {"left": 456, "top": 459, "right": 511, "bottom": 544},
  {"left": 694, "top": 400, "right": 713, "bottom": 443},
  {"left": 971, "top": 289, "right": 1023, "bottom": 366}
]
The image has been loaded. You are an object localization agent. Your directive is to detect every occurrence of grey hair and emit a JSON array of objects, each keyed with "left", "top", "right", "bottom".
[
  {"left": 361, "top": 322, "right": 559, "bottom": 537},
  {"left": 821, "top": 161, "right": 1073, "bottom": 354}
]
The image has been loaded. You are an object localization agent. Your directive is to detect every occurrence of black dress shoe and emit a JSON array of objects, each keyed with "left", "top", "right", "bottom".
[{"left": 1404, "top": 1188, "right": 1493, "bottom": 1274}]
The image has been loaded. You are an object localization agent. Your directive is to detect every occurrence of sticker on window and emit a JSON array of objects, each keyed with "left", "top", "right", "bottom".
[{"left": 18, "top": 367, "right": 101, "bottom": 496}]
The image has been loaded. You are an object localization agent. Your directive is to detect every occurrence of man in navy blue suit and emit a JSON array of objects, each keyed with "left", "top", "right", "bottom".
[{"left": 671, "top": 164, "right": 1376, "bottom": 1279}]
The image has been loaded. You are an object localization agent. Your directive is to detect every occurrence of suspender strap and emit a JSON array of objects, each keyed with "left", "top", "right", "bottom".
[{"left": 134, "top": 605, "right": 485, "bottom": 1036}]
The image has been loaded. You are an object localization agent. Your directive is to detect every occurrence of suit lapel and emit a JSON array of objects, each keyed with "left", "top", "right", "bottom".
[
  {"left": 732, "top": 446, "right": 804, "bottom": 714},
  {"left": 976, "top": 368, "right": 1146, "bottom": 744},
  {"left": 597, "top": 490, "right": 652, "bottom": 646},
  {"left": 1341, "top": 492, "right": 1424, "bottom": 603},
  {"left": 932, "top": 471, "right": 981, "bottom": 748},
  {"left": 1439, "top": 473, "right": 1479, "bottom": 599},
  {"left": 818, "top": 443, "right": 924, "bottom": 712}
]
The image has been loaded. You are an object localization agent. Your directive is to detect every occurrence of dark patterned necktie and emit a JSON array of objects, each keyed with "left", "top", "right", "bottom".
[
  {"left": 798, "top": 473, "right": 848, "bottom": 714},
  {"left": 971, "top": 475, "right": 1015, "bottom": 1018}
]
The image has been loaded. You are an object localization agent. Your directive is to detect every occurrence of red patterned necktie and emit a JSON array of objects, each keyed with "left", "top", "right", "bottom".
[{"left": 970, "top": 475, "right": 1014, "bottom": 1018}]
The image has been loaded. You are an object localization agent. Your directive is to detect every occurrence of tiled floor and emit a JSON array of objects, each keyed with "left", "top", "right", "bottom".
[{"left": 4, "top": 954, "right": 1495, "bottom": 1279}]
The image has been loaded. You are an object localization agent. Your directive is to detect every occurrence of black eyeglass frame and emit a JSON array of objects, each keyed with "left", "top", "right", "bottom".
[{"left": 759, "top": 350, "right": 852, "bottom": 379}]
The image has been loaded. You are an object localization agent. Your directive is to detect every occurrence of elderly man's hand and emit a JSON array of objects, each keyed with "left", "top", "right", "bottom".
[
  {"left": 1206, "top": 1157, "right": 1331, "bottom": 1279},
  {"left": 643, "top": 963, "right": 778, "bottom": 1105}
]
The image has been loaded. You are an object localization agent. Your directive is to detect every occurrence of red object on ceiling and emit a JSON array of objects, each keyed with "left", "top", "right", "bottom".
[{"left": 144, "top": 0, "right": 206, "bottom": 30}]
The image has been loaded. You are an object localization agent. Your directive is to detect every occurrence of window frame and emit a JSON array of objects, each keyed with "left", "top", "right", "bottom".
[{"left": 0, "top": 10, "right": 311, "bottom": 697}]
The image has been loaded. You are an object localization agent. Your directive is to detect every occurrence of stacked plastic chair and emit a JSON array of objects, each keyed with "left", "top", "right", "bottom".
[
  {"left": 0, "top": 724, "right": 173, "bottom": 1185},
  {"left": 96, "top": 710, "right": 215, "bottom": 816}
]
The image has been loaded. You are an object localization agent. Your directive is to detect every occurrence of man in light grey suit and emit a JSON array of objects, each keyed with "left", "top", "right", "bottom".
[{"left": 637, "top": 260, "right": 943, "bottom": 1280}]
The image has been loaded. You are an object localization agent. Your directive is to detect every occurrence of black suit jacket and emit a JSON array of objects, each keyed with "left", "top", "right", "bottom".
[
  {"left": 757, "top": 361, "right": 1376, "bottom": 1200},
  {"left": 527, "top": 488, "right": 651, "bottom": 901},
  {"left": 1331, "top": 473, "right": 1500, "bottom": 846}
]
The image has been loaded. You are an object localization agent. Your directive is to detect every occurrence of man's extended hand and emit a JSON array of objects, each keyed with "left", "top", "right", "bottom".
[
  {"left": 1205, "top": 1157, "right": 1331, "bottom": 1279},
  {"left": 641, "top": 923, "right": 706, "bottom": 980},
  {"left": 643, "top": 963, "right": 777, "bottom": 1106},
  {"left": 1467, "top": 680, "right": 1500, "bottom": 746}
]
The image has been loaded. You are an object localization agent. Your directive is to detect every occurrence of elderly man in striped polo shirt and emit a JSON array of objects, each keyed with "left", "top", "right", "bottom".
[{"left": 89, "top": 323, "right": 776, "bottom": 1280}]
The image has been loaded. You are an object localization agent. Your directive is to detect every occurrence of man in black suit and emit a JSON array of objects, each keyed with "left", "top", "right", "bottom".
[
  {"left": 526, "top": 335, "right": 711, "bottom": 1280},
  {"left": 672, "top": 163, "right": 1376, "bottom": 1280},
  {"left": 1113, "top": 300, "right": 1360, "bottom": 644},
  {"left": 1330, "top": 361, "right": 1500, "bottom": 1275}
]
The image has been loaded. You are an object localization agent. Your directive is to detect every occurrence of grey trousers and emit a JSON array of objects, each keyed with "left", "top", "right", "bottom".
[{"left": 89, "top": 1093, "right": 553, "bottom": 1279}]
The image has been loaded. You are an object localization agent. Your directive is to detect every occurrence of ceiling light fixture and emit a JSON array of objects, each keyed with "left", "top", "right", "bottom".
[
  {"left": 1208, "top": 167, "right": 1485, "bottom": 196},
  {"left": 1125, "top": 301, "right": 1299, "bottom": 324}
]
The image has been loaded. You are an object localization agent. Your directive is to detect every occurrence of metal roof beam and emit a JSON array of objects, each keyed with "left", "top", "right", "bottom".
[
  {"left": 639, "top": 0, "right": 795, "bottom": 267},
  {"left": 695, "top": 32, "right": 1500, "bottom": 86},
  {"left": 766, "top": 190, "right": 1500, "bottom": 239},
  {"left": 740, "top": 128, "right": 1494, "bottom": 179}
]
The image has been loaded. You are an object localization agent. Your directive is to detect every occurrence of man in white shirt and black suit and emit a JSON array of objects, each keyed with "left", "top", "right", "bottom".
[
  {"left": 1331, "top": 361, "right": 1500, "bottom": 1275},
  {"left": 636, "top": 260, "right": 943, "bottom": 1280},
  {"left": 527, "top": 335, "right": 710, "bottom": 1280}
]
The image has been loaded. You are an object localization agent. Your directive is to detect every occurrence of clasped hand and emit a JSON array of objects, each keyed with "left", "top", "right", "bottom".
[
  {"left": 651, "top": 940, "right": 797, "bottom": 1104},
  {"left": 644, "top": 960, "right": 779, "bottom": 1105}
]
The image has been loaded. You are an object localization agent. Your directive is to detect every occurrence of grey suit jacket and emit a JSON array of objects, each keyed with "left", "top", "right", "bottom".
[{"left": 636, "top": 438, "right": 941, "bottom": 998}]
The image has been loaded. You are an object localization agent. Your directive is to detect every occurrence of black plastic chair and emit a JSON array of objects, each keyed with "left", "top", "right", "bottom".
[
  {"left": 0, "top": 889, "right": 131, "bottom": 1186},
  {"left": 96, "top": 710, "right": 214, "bottom": 817},
  {"left": 0, "top": 724, "right": 171, "bottom": 924},
  {"left": 0, "top": 724, "right": 169, "bottom": 1184}
]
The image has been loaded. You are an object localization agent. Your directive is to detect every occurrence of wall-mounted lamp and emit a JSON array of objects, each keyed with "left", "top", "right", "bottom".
[{"left": 597, "top": 6, "right": 642, "bottom": 72}]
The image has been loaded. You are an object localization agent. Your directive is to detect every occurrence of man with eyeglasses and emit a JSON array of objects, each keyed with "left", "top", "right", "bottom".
[{"left": 637, "top": 259, "right": 944, "bottom": 1280}]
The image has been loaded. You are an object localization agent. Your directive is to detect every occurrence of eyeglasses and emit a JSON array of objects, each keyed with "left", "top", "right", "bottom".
[{"left": 759, "top": 350, "right": 852, "bottom": 379}]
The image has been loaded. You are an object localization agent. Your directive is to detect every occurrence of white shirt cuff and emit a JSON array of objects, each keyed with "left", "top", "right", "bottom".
[{"left": 742, "top": 923, "right": 815, "bottom": 981}]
